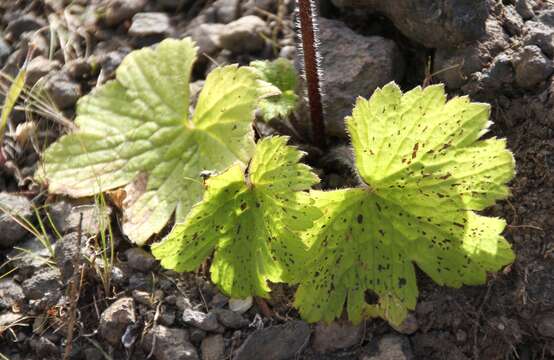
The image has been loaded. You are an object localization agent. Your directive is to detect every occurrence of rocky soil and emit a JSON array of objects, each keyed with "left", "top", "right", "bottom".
[{"left": 0, "top": 0, "right": 553, "bottom": 359}]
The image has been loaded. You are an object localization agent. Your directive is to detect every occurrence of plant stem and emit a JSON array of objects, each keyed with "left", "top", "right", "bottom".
[{"left": 297, "top": 0, "right": 325, "bottom": 148}]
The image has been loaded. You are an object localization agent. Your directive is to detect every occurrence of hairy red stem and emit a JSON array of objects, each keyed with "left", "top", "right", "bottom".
[{"left": 297, "top": 0, "right": 326, "bottom": 148}]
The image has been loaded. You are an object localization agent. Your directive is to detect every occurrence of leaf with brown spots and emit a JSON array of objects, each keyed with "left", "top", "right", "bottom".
[
  {"left": 295, "top": 82, "right": 515, "bottom": 326},
  {"left": 152, "top": 137, "right": 320, "bottom": 298}
]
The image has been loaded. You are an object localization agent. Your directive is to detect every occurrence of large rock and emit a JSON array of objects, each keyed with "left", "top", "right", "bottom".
[
  {"left": 48, "top": 201, "right": 112, "bottom": 236},
  {"left": 330, "top": 0, "right": 489, "bottom": 48},
  {"left": 312, "top": 320, "right": 364, "bottom": 353},
  {"left": 0, "top": 193, "right": 33, "bottom": 248},
  {"left": 99, "top": 297, "right": 136, "bottom": 346},
  {"left": 435, "top": 18, "right": 509, "bottom": 90},
  {"left": 234, "top": 320, "right": 311, "bottom": 360},
  {"left": 143, "top": 325, "right": 198, "bottom": 360},
  {"left": 317, "top": 18, "right": 404, "bottom": 137},
  {"left": 362, "top": 334, "right": 414, "bottom": 360}
]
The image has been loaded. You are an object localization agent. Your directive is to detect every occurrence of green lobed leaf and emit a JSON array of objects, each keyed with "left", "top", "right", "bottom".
[
  {"left": 152, "top": 136, "right": 320, "bottom": 298},
  {"left": 38, "top": 38, "right": 275, "bottom": 245},
  {"left": 250, "top": 58, "right": 299, "bottom": 121},
  {"left": 295, "top": 82, "right": 515, "bottom": 326}
]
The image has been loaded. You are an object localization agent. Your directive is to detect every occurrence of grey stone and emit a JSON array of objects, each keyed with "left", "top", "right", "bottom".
[
  {"left": 5, "top": 236, "right": 54, "bottom": 275},
  {"left": 45, "top": 73, "right": 82, "bottom": 110},
  {"left": 537, "top": 313, "right": 554, "bottom": 338},
  {"left": 330, "top": 0, "right": 488, "bottom": 48},
  {"left": 516, "top": 0, "right": 535, "bottom": 20},
  {"left": 201, "top": 334, "right": 225, "bottom": 360},
  {"left": 48, "top": 201, "right": 112, "bottom": 236},
  {"left": 362, "top": 334, "right": 414, "bottom": 360},
  {"left": 99, "top": 297, "right": 136, "bottom": 346},
  {"left": 186, "top": 23, "right": 225, "bottom": 60},
  {"left": 160, "top": 308, "right": 176, "bottom": 326},
  {"left": 435, "top": 18, "right": 509, "bottom": 90},
  {"left": 538, "top": 9, "right": 554, "bottom": 26},
  {"left": 503, "top": 5, "right": 524, "bottom": 36},
  {"left": 524, "top": 21, "right": 554, "bottom": 58},
  {"left": 64, "top": 58, "right": 92, "bottom": 79},
  {"left": 25, "top": 56, "right": 61, "bottom": 86},
  {"left": 54, "top": 232, "right": 87, "bottom": 282},
  {"left": 213, "top": 0, "right": 240, "bottom": 23},
  {"left": 212, "top": 308, "right": 248, "bottom": 329},
  {"left": 5, "top": 15, "right": 45, "bottom": 41},
  {"left": 220, "top": 16, "right": 267, "bottom": 53},
  {"left": 182, "top": 309, "right": 220, "bottom": 332},
  {"left": 30, "top": 336, "right": 59, "bottom": 358},
  {"left": 132, "top": 289, "right": 153, "bottom": 306},
  {"left": 0, "top": 279, "right": 25, "bottom": 309},
  {"left": 317, "top": 18, "right": 404, "bottom": 137},
  {"left": 0, "top": 37, "right": 12, "bottom": 67},
  {"left": 21, "top": 267, "right": 61, "bottom": 300},
  {"left": 234, "top": 320, "right": 311, "bottom": 360},
  {"left": 104, "top": 0, "right": 147, "bottom": 26},
  {"left": 143, "top": 325, "right": 198, "bottom": 360},
  {"left": 128, "top": 12, "right": 172, "bottom": 37},
  {"left": 125, "top": 247, "right": 157, "bottom": 272},
  {"left": 0, "top": 193, "right": 33, "bottom": 248},
  {"left": 312, "top": 320, "right": 363, "bottom": 353},
  {"left": 514, "top": 45, "right": 553, "bottom": 88}
]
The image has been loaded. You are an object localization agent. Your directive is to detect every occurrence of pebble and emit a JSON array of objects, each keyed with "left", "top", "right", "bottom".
[
  {"left": 54, "top": 232, "right": 87, "bottom": 282},
  {"left": 5, "top": 236, "right": 54, "bottom": 277},
  {"left": 0, "top": 278, "right": 25, "bottom": 309},
  {"left": 538, "top": 313, "right": 554, "bottom": 338},
  {"left": 104, "top": 0, "right": 147, "bottom": 26},
  {"left": 362, "top": 334, "right": 414, "bottom": 360},
  {"left": 182, "top": 309, "right": 220, "bottom": 332},
  {"left": 143, "top": 325, "right": 199, "bottom": 360},
  {"left": 213, "top": 0, "right": 240, "bottom": 24},
  {"left": 514, "top": 45, "right": 554, "bottom": 88},
  {"left": 228, "top": 296, "right": 253, "bottom": 314},
  {"left": 25, "top": 56, "right": 61, "bottom": 86},
  {"left": 187, "top": 23, "right": 225, "bottom": 58},
  {"left": 201, "top": 334, "right": 225, "bottom": 360},
  {"left": 219, "top": 16, "right": 267, "bottom": 53},
  {"left": 128, "top": 12, "right": 172, "bottom": 37},
  {"left": 234, "top": 320, "right": 311, "bottom": 360},
  {"left": 212, "top": 308, "right": 249, "bottom": 329},
  {"left": 44, "top": 73, "right": 82, "bottom": 110},
  {"left": 99, "top": 297, "right": 136, "bottom": 346},
  {"left": 21, "top": 267, "right": 61, "bottom": 300},
  {"left": 125, "top": 247, "right": 157, "bottom": 272},
  {"left": 0, "top": 37, "right": 12, "bottom": 67},
  {"left": 4, "top": 14, "right": 45, "bottom": 40},
  {"left": 0, "top": 193, "right": 33, "bottom": 248},
  {"left": 312, "top": 320, "right": 364, "bottom": 353},
  {"left": 48, "top": 201, "right": 112, "bottom": 236}
]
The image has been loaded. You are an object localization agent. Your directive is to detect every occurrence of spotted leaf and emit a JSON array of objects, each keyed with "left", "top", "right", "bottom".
[
  {"left": 38, "top": 38, "right": 277, "bottom": 245},
  {"left": 152, "top": 136, "right": 320, "bottom": 298},
  {"left": 295, "top": 83, "right": 515, "bottom": 326}
]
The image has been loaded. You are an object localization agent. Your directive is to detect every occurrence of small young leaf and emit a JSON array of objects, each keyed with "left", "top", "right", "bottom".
[
  {"left": 251, "top": 58, "right": 299, "bottom": 121},
  {"left": 152, "top": 136, "right": 320, "bottom": 298},
  {"left": 38, "top": 38, "right": 271, "bottom": 245},
  {"left": 295, "top": 83, "right": 515, "bottom": 326}
]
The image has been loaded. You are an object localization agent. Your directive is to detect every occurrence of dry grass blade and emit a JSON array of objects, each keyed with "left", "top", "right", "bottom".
[{"left": 0, "top": 68, "right": 26, "bottom": 140}]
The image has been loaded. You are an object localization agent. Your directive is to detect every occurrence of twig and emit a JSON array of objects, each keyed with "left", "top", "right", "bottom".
[{"left": 63, "top": 213, "right": 83, "bottom": 360}]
